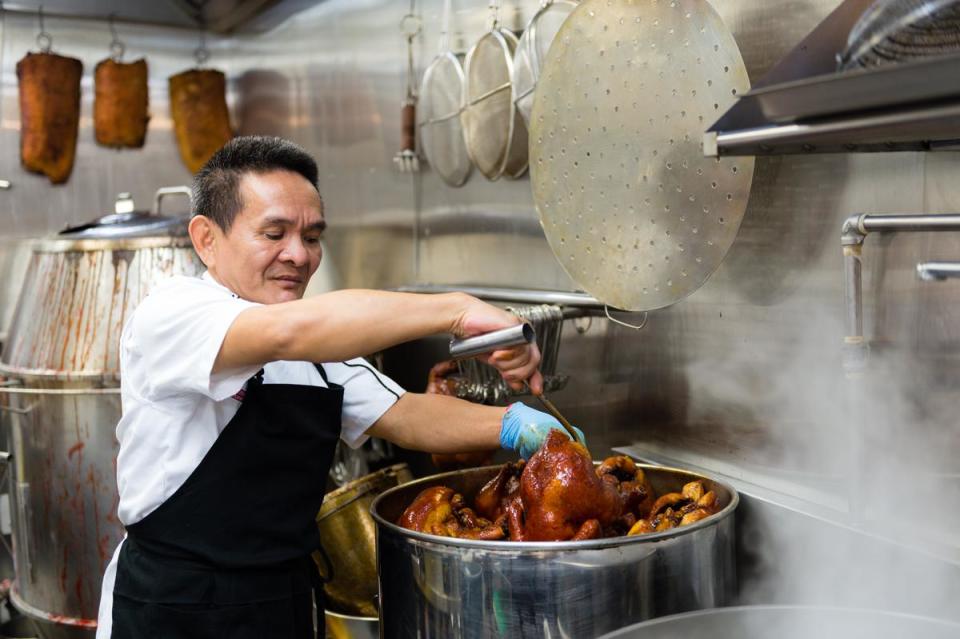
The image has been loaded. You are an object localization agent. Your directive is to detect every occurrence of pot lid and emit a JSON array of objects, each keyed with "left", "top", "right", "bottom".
[{"left": 59, "top": 187, "right": 191, "bottom": 239}]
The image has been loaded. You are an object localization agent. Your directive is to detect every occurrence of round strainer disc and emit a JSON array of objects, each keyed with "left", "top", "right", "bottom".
[
  {"left": 512, "top": 0, "right": 577, "bottom": 127},
  {"left": 462, "top": 28, "right": 529, "bottom": 180},
  {"left": 530, "top": 0, "right": 755, "bottom": 312},
  {"left": 420, "top": 51, "right": 472, "bottom": 187}
]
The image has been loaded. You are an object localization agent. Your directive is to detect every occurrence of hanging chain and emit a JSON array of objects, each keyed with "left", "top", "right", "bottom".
[
  {"left": 193, "top": 0, "right": 211, "bottom": 66},
  {"left": 36, "top": 5, "right": 52, "bottom": 53},
  {"left": 108, "top": 13, "right": 126, "bottom": 61},
  {"left": 439, "top": 0, "right": 452, "bottom": 54},
  {"left": 194, "top": 28, "right": 210, "bottom": 65},
  {"left": 488, "top": 0, "right": 500, "bottom": 30},
  {"left": 394, "top": 0, "right": 421, "bottom": 173},
  {"left": 399, "top": 0, "right": 421, "bottom": 102}
]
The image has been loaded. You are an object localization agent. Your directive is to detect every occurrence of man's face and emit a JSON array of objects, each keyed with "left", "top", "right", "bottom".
[{"left": 196, "top": 170, "right": 325, "bottom": 304}]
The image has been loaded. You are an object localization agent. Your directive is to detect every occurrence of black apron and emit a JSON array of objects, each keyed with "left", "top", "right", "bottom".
[{"left": 110, "top": 366, "right": 343, "bottom": 639}]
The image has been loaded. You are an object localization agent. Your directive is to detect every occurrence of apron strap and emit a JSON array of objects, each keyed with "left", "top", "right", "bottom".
[{"left": 313, "top": 363, "right": 329, "bottom": 384}]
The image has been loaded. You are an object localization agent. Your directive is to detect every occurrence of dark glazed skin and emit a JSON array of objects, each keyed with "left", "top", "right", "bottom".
[
  {"left": 397, "top": 486, "right": 505, "bottom": 540},
  {"left": 474, "top": 460, "right": 523, "bottom": 523},
  {"left": 508, "top": 430, "right": 622, "bottom": 542}
]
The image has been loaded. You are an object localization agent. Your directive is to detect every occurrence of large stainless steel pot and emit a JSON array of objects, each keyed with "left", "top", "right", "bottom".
[
  {"left": 599, "top": 605, "right": 960, "bottom": 639},
  {"left": 372, "top": 463, "right": 738, "bottom": 638},
  {"left": 0, "top": 189, "right": 202, "bottom": 638}
]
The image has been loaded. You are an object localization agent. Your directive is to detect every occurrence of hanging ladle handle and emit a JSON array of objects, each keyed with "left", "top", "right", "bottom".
[{"left": 449, "top": 324, "right": 535, "bottom": 359}]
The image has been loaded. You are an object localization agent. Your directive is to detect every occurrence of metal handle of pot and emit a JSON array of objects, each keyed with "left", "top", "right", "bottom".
[
  {"left": 15, "top": 482, "right": 33, "bottom": 583},
  {"left": 152, "top": 186, "right": 193, "bottom": 216},
  {"left": 449, "top": 323, "right": 535, "bottom": 360},
  {"left": 0, "top": 403, "right": 35, "bottom": 415}
]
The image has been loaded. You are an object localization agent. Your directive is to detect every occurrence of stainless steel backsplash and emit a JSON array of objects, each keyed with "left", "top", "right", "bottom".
[{"left": 0, "top": 0, "right": 958, "bottom": 542}]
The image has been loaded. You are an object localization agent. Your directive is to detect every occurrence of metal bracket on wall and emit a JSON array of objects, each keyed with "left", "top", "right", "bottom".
[
  {"left": 917, "top": 261, "right": 960, "bottom": 281},
  {"left": 841, "top": 213, "right": 960, "bottom": 374}
]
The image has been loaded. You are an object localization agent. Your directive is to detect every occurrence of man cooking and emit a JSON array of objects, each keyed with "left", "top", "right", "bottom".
[{"left": 95, "top": 136, "right": 582, "bottom": 639}]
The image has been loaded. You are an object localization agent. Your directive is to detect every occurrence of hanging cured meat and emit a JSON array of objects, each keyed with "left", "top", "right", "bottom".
[
  {"left": 94, "top": 58, "right": 149, "bottom": 148},
  {"left": 168, "top": 69, "right": 233, "bottom": 174},
  {"left": 17, "top": 52, "right": 82, "bottom": 184}
]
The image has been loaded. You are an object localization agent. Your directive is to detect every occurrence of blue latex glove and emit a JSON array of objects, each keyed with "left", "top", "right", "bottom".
[{"left": 499, "top": 402, "right": 586, "bottom": 460}]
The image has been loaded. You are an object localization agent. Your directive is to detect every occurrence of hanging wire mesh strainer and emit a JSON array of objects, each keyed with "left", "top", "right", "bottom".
[
  {"left": 419, "top": 0, "right": 472, "bottom": 186},
  {"left": 512, "top": 0, "right": 577, "bottom": 127},
  {"left": 462, "top": 3, "right": 529, "bottom": 180},
  {"left": 839, "top": 0, "right": 960, "bottom": 69}
]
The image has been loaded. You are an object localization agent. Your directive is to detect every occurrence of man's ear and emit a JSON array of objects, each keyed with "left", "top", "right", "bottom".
[{"left": 188, "top": 215, "right": 218, "bottom": 267}]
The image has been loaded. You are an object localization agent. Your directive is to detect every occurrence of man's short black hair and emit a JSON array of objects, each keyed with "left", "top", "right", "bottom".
[{"left": 192, "top": 136, "right": 320, "bottom": 231}]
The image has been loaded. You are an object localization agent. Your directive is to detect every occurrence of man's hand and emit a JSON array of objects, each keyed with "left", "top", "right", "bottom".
[
  {"left": 450, "top": 296, "right": 544, "bottom": 394},
  {"left": 499, "top": 403, "right": 586, "bottom": 460}
]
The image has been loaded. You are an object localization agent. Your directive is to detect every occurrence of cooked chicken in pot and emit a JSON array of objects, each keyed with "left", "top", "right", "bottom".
[
  {"left": 398, "top": 486, "right": 505, "bottom": 540},
  {"left": 399, "top": 429, "right": 722, "bottom": 541}
]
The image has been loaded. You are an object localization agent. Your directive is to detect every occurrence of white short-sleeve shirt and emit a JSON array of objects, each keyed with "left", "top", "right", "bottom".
[{"left": 96, "top": 272, "right": 404, "bottom": 637}]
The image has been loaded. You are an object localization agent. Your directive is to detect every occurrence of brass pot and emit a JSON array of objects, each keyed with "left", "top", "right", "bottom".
[{"left": 316, "top": 463, "right": 413, "bottom": 616}]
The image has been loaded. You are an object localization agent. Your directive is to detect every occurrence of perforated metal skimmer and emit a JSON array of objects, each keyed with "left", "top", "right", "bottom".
[
  {"left": 512, "top": 0, "right": 577, "bottom": 127},
  {"left": 462, "top": 26, "right": 528, "bottom": 180},
  {"left": 530, "top": 0, "right": 754, "bottom": 312}
]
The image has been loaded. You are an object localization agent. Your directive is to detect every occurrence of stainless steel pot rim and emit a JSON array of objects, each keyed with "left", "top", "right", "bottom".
[
  {"left": 10, "top": 585, "right": 97, "bottom": 629},
  {"left": 0, "top": 363, "right": 121, "bottom": 386},
  {"left": 602, "top": 604, "right": 960, "bottom": 633},
  {"left": 30, "top": 235, "right": 194, "bottom": 253},
  {"left": 324, "top": 609, "right": 378, "bottom": 622},
  {"left": 371, "top": 462, "right": 738, "bottom": 551},
  {"left": 317, "top": 463, "right": 410, "bottom": 520}
]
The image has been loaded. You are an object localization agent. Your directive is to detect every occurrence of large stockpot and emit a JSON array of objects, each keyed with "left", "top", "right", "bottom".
[
  {"left": 0, "top": 189, "right": 202, "bottom": 638},
  {"left": 372, "top": 464, "right": 738, "bottom": 638}
]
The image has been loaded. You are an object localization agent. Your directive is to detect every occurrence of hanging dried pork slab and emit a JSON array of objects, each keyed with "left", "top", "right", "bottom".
[
  {"left": 95, "top": 58, "right": 150, "bottom": 148},
  {"left": 17, "top": 52, "right": 83, "bottom": 184},
  {"left": 169, "top": 69, "right": 233, "bottom": 174}
]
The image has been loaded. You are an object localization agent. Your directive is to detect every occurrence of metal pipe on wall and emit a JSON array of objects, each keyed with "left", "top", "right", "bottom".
[{"left": 840, "top": 213, "right": 960, "bottom": 372}]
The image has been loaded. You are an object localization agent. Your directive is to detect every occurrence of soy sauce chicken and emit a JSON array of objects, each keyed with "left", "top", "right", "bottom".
[
  {"left": 507, "top": 430, "right": 621, "bottom": 541},
  {"left": 398, "top": 486, "right": 504, "bottom": 540},
  {"left": 399, "top": 429, "right": 722, "bottom": 542}
]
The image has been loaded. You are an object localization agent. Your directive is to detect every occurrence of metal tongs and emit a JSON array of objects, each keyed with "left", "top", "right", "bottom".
[{"left": 449, "top": 325, "right": 584, "bottom": 445}]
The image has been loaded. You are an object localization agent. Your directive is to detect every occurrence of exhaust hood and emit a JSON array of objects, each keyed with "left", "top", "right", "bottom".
[{"left": 704, "top": 0, "right": 960, "bottom": 156}]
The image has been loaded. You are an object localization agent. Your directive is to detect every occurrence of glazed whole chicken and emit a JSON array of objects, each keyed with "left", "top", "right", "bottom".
[{"left": 400, "top": 429, "right": 719, "bottom": 542}]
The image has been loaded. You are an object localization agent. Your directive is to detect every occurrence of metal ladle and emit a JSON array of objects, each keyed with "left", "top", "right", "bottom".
[{"left": 449, "top": 325, "right": 583, "bottom": 445}]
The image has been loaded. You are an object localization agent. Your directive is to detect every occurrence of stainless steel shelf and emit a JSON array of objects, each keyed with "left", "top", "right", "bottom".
[{"left": 395, "top": 284, "right": 604, "bottom": 309}]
